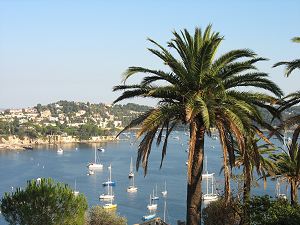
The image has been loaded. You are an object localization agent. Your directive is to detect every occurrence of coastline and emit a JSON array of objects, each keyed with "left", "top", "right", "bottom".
[{"left": 0, "top": 135, "right": 125, "bottom": 151}]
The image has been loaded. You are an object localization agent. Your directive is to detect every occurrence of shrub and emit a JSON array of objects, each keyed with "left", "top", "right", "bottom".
[
  {"left": 85, "top": 206, "right": 127, "bottom": 225},
  {"left": 250, "top": 195, "right": 300, "bottom": 225},
  {"left": 0, "top": 178, "right": 88, "bottom": 225},
  {"left": 202, "top": 197, "right": 241, "bottom": 225}
]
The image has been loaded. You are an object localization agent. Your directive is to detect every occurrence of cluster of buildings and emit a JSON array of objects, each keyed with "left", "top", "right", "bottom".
[{"left": 0, "top": 103, "right": 124, "bottom": 129}]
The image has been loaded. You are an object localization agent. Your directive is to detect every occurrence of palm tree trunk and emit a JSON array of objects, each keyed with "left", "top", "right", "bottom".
[
  {"left": 291, "top": 180, "right": 298, "bottom": 206},
  {"left": 186, "top": 119, "right": 205, "bottom": 225},
  {"left": 243, "top": 153, "right": 251, "bottom": 225},
  {"left": 218, "top": 127, "right": 231, "bottom": 204}
]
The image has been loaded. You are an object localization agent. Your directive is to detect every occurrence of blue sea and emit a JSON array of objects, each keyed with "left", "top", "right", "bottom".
[{"left": 0, "top": 132, "right": 294, "bottom": 225}]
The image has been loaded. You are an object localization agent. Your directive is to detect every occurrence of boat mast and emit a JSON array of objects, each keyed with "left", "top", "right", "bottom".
[
  {"left": 109, "top": 164, "right": 112, "bottom": 182},
  {"left": 205, "top": 156, "right": 209, "bottom": 195},
  {"left": 94, "top": 147, "right": 97, "bottom": 164},
  {"left": 163, "top": 199, "right": 166, "bottom": 222},
  {"left": 130, "top": 157, "right": 133, "bottom": 173},
  {"left": 211, "top": 175, "right": 214, "bottom": 195}
]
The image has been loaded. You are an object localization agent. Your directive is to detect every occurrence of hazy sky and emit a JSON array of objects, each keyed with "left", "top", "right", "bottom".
[{"left": 0, "top": 0, "right": 299, "bottom": 109}]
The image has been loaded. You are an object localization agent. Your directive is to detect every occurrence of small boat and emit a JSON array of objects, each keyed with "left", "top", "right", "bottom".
[
  {"left": 23, "top": 145, "right": 33, "bottom": 150},
  {"left": 162, "top": 181, "right": 167, "bottom": 197},
  {"left": 202, "top": 156, "right": 218, "bottom": 202},
  {"left": 127, "top": 174, "right": 137, "bottom": 193},
  {"left": 102, "top": 164, "right": 116, "bottom": 186},
  {"left": 57, "top": 147, "right": 63, "bottom": 154},
  {"left": 151, "top": 185, "right": 159, "bottom": 200},
  {"left": 97, "top": 147, "right": 105, "bottom": 152},
  {"left": 87, "top": 169, "right": 94, "bottom": 176},
  {"left": 276, "top": 179, "right": 287, "bottom": 199},
  {"left": 87, "top": 147, "right": 103, "bottom": 170},
  {"left": 128, "top": 157, "right": 134, "bottom": 179},
  {"left": 147, "top": 194, "right": 158, "bottom": 211},
  {"left": 103, "top": 198, "right": 117, "bottom": 210},
  {"left": 142, "top": 213, "right": 156, "bottom": 221},
  {"left": 100, "top": 184, "right": 114, "bottom": 200},
  {"left": 73, "top": 179, "right": 79, "bottom": 196}
]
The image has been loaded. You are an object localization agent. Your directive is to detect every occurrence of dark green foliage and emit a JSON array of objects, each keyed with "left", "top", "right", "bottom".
[
  {"left": 202, "top": 195, "right": 300, "bottom": 225},
  {"left": 85, "top": 206, "right": 127, "bottom": 225},
  {"left": 250, "top": 195, "right": 300, "bottom": 225},
  {"left": 0, "top": 178, "right": 88, "bottom": 225}
]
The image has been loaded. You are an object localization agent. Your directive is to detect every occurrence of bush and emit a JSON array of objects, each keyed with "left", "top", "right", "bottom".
[
  {"left": 250, "top": 195, "right": 300, "bottom": 225},
  {"left": 0, "top": 178, "right": 88, "bottom": 225},
  {"left": 202, "top": 198, "right": 241, "bottom": 225},
  {"left": 85, "top": 206, "right": 127, "bottom": 225}
]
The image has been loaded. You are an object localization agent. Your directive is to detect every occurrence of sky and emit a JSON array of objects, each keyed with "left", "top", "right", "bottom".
[{"left": 0, "top": 0, "right": 300, "bottom": 109}]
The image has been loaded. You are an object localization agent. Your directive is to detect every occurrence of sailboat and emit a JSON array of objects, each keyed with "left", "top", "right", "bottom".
[
  {"left": 142, "top": 213, "right": 156, "bottom": 221},
  {"left": 128, "top": 157, "right": 134, "bottom": 178},
  {"left": 143, "top": 194, "right": 157, "bottom": 221},
  {"left": 102, "top": 164, "right": 116, "bottom": 186},
  {"left": 103, "top": 197, "right": 117, "bottom": 210},
  {"left": 97, "top": 147, "right": 105, "bottom": 152},
  {"left": 202, "top": 156, "right": 218, "bottom": 202},
  {"left": 57, "top": 147, "right": 63, "bottom": 154},
  {"left": 87, "top": 147, "right": 103, "bottom": 170},
  {"left": 151, "top": 185, "right": 159, "bottom": 200},
  {"left": 100, "top": 183, "right": 114, "bottom": 200},
  {"left": 127, "top": 173, "right": 138, "bottom": 193},
  {"left": 73, "top": 179, "right": 79, "bottom": 196},
  {"left": 147, "top": 194, "right": 158, "bottom": 211},
  {"left": 163, "top": 198, "right": 171, "bottom": 225},
  {"left": 162, "top": 181, "right": 167, "bottom": 197},
  {"left": 276, "top": 178, "right": 287, "bottom": 199}
]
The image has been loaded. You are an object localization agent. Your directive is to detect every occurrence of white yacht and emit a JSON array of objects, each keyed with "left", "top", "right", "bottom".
[{"left": 87, "top": 147, "right": 103, "bottom": 170}]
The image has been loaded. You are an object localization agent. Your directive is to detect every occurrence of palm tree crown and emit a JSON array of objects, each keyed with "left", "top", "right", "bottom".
[{"left": 113, "top": 25, "right": 282, "bottom": 225}]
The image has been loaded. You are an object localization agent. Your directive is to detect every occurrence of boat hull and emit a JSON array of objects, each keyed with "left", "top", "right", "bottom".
[
  {"left": 142, "top": 214, "right": 156, "bottom": 221},
  {"left": 127, "top": 186, "right": 138, "bottom": 193},
  {"left": 102, "top": 181, "right": 116, "bottom": 186},
  {"left": 87, "top": 163, "right": 103, "bottom": 170}
]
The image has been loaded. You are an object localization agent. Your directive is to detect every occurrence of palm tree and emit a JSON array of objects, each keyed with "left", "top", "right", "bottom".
[
  {"left": 113, "top": 26, "right": 282, "bottom": 225},
  {"left": 273, "top": 36, "right": 300, "bottom": 77},
  {"left": 270, "top": 142, "right": 300, "bottom": 205},
  {"left": 234, "top": 130, "right": 276, "bottom": 225}
]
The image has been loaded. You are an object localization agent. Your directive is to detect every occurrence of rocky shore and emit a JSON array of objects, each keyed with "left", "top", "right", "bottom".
[{"left": 0, "top": 135, "right": 120, "bottom": 151}]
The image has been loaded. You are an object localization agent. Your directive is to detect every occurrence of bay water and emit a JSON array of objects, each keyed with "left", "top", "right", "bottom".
[{"left": 0, "top": 132, "right": 291, "bottom": 224}]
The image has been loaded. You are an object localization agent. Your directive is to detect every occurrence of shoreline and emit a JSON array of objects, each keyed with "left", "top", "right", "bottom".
[{"left": 0, "top": 135, "right": 128, "bottom": 151}]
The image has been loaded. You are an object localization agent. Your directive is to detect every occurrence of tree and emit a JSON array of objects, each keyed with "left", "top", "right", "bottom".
[
  {"left": 234, "top": 131, "right": 276, "bottom": 224},
  {"left": 85, "top": 206, "right": 127, "bottom": 225},
  {"left": 113, "top": 25, "right": 282, "bottom": 225},
  {"left": 250, "top": 195, "right": 300, "bottom": 225},
  {"left": 270, "top": 143, "right": 300, "bottom": 205},
  {"left": 0, "top": 178, "right": 88, "bottom": 225},
  {"left": 273, "top": 36, "right": 300, "bottom": 77}
]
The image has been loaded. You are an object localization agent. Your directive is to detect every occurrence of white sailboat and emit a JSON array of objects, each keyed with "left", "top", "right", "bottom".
[
  {"left": 87, "top": 169, "right": 94, "bottom": 176},
  {"left": 276, "top": 178, "right": 287, "bottom": 199},
  {"left": 163, "top": 198, "right": 171, "bottom": 224},
  {"left": 57, "top": 147, "right": 63, "bottom": 154},
  {"left": 162, "top": 181, "right": 167, "bottom": 197},
  {"left": 128, "top": 157, "right": 134, "bottom": 179},
  {"left": 73, "top": 179, "right": 79, "bottom": 196},
  {"left": 143, "top": 194, "right": 157, "bottom": 221},
  {"left": 97, "top": 147, "right": 105, "bottom": 152},
  {"left": 151, "top": 184, "right": 159, "bottom": 200},
  {"left": 127, "top": 173, "right": 138, "bottom": 193},
  {"left": 87, "top": 147, "right": 103, "bottom": 170},
  {"left": 100, "top": 183, "right": 114, "bottom": 200},
  {"left": 147, "top": 194, "right": 158, "bottom": 211},
  {"left": 102, "top": 164, "right": 116, "bottom": 186},
  {"left": 202, "top": 156, "right": 218, "bottom": 202}
]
